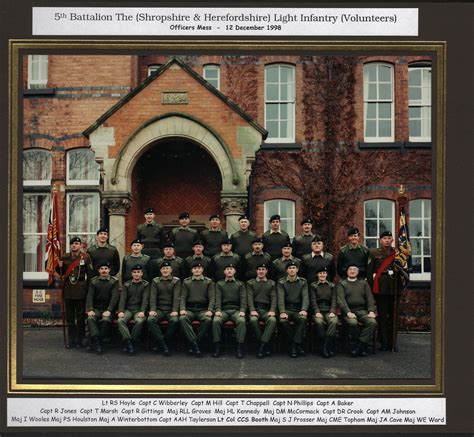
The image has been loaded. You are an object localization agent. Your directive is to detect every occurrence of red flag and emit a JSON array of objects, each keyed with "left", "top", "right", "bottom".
[{"left": 45, "top": 188, "right": 61, "bottom": 285}]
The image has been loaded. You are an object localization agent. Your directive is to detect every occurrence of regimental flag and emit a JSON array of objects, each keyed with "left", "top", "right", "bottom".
[
  {"left": 45, "top": 188, "right": 61, "bottom": 285},
  {"left": 395, "top": 207, "right": 411, "bottom": 282}
]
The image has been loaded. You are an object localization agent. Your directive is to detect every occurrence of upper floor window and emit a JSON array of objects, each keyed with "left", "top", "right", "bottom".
[
  {"left": 265, "top": 64, "right": 295, "bottom": 142},
  {"left": 67, "top": 148, "right": 100, "bottom": 185},
  {"left": 264, "top": 199, "right": 296, "bottom": 238},
  {"left": 409, "top": 199, "right": 431, "bottom": 280},
  {"left": 23, "top": 149, "right": 51, "bottom": 186},
  {"left": 28, "top": 55, "right": 48, "bottom": 89},
  {"left": 364, "top": 199, "right": 395, "bottom": 249},
  {"left": 409, "top": 66, "right": 432, "bottom": 142},
  {"left": 363, "top": 63, "right": 394, "bottom": 142},
  {"left": 203, "top": 64, "right": 220, "bottom": 90},
  {"left": 147, "top": 64, "right": 162, "bottom": 76}
]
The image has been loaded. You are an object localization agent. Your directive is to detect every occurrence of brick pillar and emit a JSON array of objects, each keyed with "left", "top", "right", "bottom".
[{"left": 221, "top": 195, "right": 248, "bottom": 235}]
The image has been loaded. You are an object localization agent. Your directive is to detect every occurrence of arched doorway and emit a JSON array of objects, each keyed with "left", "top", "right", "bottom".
[{"left": 126, "top": 138, "right": 223, "bottom": 246}]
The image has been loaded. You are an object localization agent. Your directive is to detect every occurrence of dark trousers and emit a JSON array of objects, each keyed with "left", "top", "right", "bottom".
[
  {"left": 375, "top": 294, "right": 400, "bottom": 347},
  {"left": 65, "top": 298, "right": 86, "bottom": 345}
]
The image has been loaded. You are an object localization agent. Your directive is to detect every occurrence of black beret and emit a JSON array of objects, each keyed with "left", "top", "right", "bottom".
[
  {"left": 238, "top": 215, "right": 250, "bottom": 221},
  {"left": 221, "top": 238, "right": 232, "bottom": 245},
  {"left": 130, "top": 239, "right": 142, "bottom": 246},
  {"left": 301, "top": 218, "right": 313, "bottom": 225},
  {"left": 346, "top": 263, "right": 360, "bottom": 271},
  {"left": 131, "top": 264, "right": 143, "bottom": 271},
  {"left": 256, "top": 263, "right": 269, "bottom": 270},
  {"left": 316, "top": 266, "right": 329, "bottom": 274},
  {"left": 192, "top": 240, "right": 204, "bottom": 247},
  {"left": 96, "top": 227, "right": 109, "bottom": 235},
  {"left": 224, "top": 263, "right": 236, "bottom": 270},
  {"left": 178, "top": 212, "right": 190, "bottom": 220},
  {"left": 69, "top": 237, "right": 81, "bottom": 244},
  {"left": 269, "top": 214, "right": 281, "bottom": 222},
  {"left": 190, "top": 260, "right": 204, "bottom": 269},
  {"left": 209, "top": 214, "right": 220, "bottom": 220},
  {"left": 380, "top": 230, "right": 393, "bottom": 238},
  {"left": 285, "top": 261, "right": 298, "bottom": 269},
  {"left": 160, "top": 260, "right": 172, "bottom": 269},
  {"left": 347, "top": 227, "right": 360, "bottom": 236},
  {"left": 163, "top": 241, "right": 174, "bottom": 248},
  {"left": 282, "top": 242, "right": 292, "bottom": 249},
  {"left": 144, "top": 208, "right": 154, "bottom": 214},
  {"left": 252, "top": 237, "right": 264, "bottom": 244},
  {"left": 312, "top": 234, "right": 323, "bottom": 243},
  {"left": 98, "top": 261, "right": 110, "bottom": 268}
]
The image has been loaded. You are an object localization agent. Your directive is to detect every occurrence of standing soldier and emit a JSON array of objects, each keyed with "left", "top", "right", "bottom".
[
  {"left": 152, "top": 242, "right": 185, "bottom": 279},
  {"left": 367, "top": 231, "right": 403, "bottom": 351},
  {"left": 85, "top": 262, "right": 119, "bottom": 354},
  {"left": 262, "top": 214, "right": 291, "bottom": 261},
  {"left": 277, "top": 262, "right": 309, "bottom": 358},
  {"left": 212, "top": 238, "right": 241, "bottom": 281},
  {"left": 212, "top": 264, "right": 247, "bottom": 359},
  {"left": 337, "top": 265, "right": 377, "bottom": 357},
  {"left": 87, "top": 227, "right": 120, "bottom": 278},
  {"left": 309, "top": 266, "right": 338, "bottom": 358},
  {"left": 136, "top": 207, "right": 165, "bottom": 260},
  {"left": 183, "top": 240, "right": 213, "bottom": 278},
  {"left": 200, "top": 214, "right": 228, "bottom": 258},
  {"left": 300, "top": 235, "right": 336, "bottom": 283},
  {"left": 292, "top": 218, "right": 316, "bottom": 258},
  {"left": 337, "top": 227, "right": 370, "bottom": 280},
  {"left": 246, "top": 263, "right": 277, "bottom": 359},
  {"left": 147, "top": 260, "right": 181, "bottom": 356},
  {"left": 230, "top": 215, "right": 257, "bottom": 258},
  {"left": 121, "top": 239, "right": 152, "bottom": 283},
  {"left": 179, "top": 261, "right": 215, "bottom": 357},
  {"left": 242, "top": 238, "right": 272, "bottom": 281},
  {"left": 116, "top": 265, "right": 149, "bottom": 355},
  {"left": 58, "top": 237, "right": 93, "bottom": 348},
  {"left": 272, "top": 242, "right": 302, "bottom": 281},
  {"left": 169, "top": 212, "right": 198, "bottom": 259}
]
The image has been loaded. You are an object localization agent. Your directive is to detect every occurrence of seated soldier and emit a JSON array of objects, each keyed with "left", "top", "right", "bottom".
[
  {"left": 336, "top": 264, "right": 377, "bottom": 357},
  {"left": 212, "top": 264, "right": 247, "bottom": 359},
  {"left": 117, "top": 265, "right": 149, "bottom": 355}
]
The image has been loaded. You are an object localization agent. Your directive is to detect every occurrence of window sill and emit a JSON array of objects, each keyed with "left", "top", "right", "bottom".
[
  {"left": 23, "top": 88, "right": 55, "bottom": 96},
  {"left": 407, "top": 280, "right": 431, "bottom": 289},
  {"left": 358, "top": 141, "right": 403, "bottom": 149},
  {"left": 260, "top": 143, "right": 302, "bottom": 150},
  {"left": 405, "top": 141, "right": 432, "bottom": 149}
]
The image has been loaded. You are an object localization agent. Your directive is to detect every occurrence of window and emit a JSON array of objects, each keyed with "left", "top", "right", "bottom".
[
  {"left": 265, "top": 64, "right": 295, "bottom": 142},
  {"left": 409, "top": 199, "right": 431, "bottom": 280},
  {"left": 264, "top": 199, "right": 295, "bottom": 238},
  {"left": 28, "top": 55, "right": 48, "bottom": 89},
  {"left": 364, "top": 199, "right": 395, "bottom": 249},
  {"left": 363, "top": 63, "right": 394, "bottom": 142},
  {"left": 203, "top": 64, "right": 220, "bottom": 90},
  {"left": 66, "top": 148, "right": 100, "bottom": 185},
  {"left": 23, "top": 193, "right": 50, "bottom": 280},
  {"left": 147, "top": 64, "right": 162, "bottom": 76},
  {"left": 67, "top": 193, "right": 100, "bottom": 249},
  {"left": 409, "top": 66, "right": 432, "bottom": 142},
  {"left": 23, "top": 149, "right": 52, "bottom": 186}
]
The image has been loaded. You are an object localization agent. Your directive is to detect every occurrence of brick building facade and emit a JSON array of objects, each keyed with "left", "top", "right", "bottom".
[{"left": 22, "top": 53, "right": 432, "bottom": 329}]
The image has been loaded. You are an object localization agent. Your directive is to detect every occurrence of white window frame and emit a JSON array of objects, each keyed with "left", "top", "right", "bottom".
[
  {"left": 23, "top": 193, "right": 50, "bottom": 280},
  {"left": 66, "top": 148, "right": 100, "bottom": 186},
  {"left": 23, "top": 149, "right": 52, "bottom": 186},
  {"left": 264, "top": 199, "right": 296, "bottom": 238},
  {"left": 264, "top": 64, "right": 296, "bottom": 143},
  {"left": 363, "top": 63, "right": 395, "bottom": 142},
  {"left": 66, "top": 192, "right": 101, "bottom": 250},
  {"left": 364, "top": 199, "right": 395, "bottom": 249},
  {"left": 203, "top": 64, "right": 220, "bottom": 90},
  {"left": 28, "top": 55, "right": 48, "bottom": 89},
  {"left": 147, "top": 64, "right": 162, "bottom": 76},
  {"left": 409, "top": 199, "right": 431, "bottom": 281},
  {"left": 408, "top": 66, "right": 432, "bottom": 142}
]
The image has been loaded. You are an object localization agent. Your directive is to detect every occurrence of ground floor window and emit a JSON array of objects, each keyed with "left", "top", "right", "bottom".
[
  {"left": 409, "top": 199, "right": 431, "bottom": 280},
  {"left": 264, "top": 199, "right": 295, "bottom": 238},
  {"left": 67, "top": 192, "right": 100, "bottom": 249}
]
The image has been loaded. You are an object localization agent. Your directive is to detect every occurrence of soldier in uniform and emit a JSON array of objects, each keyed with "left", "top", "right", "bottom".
[
  {"left": 116, "top": 265, "right": 149, "bottom": 355},
  {"left": 200, "top": 214, "right": 228, "bottom": 257},
  {"left": 87, "top": 227, "right": 120, "bottom": 278},
  {"left": 136, "top": 207, "right": 166, "bottom": 260},
  {"left": 337, "top": 227, "right": 370, "bottom": 280},
  {"left": 212, "top": 238, "right": 241, "bottom": 281},
  {"left": 148, "top": 260, "right": 181, "bottom": 356},
  {"left": 301, "top": 234, "right": 336, "bottom": 283},
  {"left": 212, "top": 264, "right": 247, "bottom": 359},
  {"left": 152, "top": 242, "right": 185, "bottom": 279},
  {"left": 272, "top": 242, "right": 302, "bottom": 281},
  {"left": 58, "top": 237, "right": 93, "bottom": 348},
  {"left": 183, "top": 240, "right": 213, "bottom": 278},
  {"left": 309, "top": 266, "right": 338, "bottom": 358},
  {"left": 121, "top": 239, "right": 152, "bottom": 283},
  {"left": 292, "top": 218, "right": 316, "bottom": 258},
  {"left": 336, "top": 265, "right": 377, "bottom": 357},
  {"left": 179, "top": 261, "right": 215, "bottom": 357},
  {"left": 242, "top": 238, "right": 272, "bottom": 281},
  {"left": 246, "top": 263, "right": 277, "bottom": 359},
  {"left": 277, "top": 261, "right": 309, "bottom": 358},
  {"left": 367, "top": 230, "right": 404, "bottom": 351},
  {"left": 262, "top": 214, "right": 291, "bottom": 261},
  {"left": 85, "top": 262, "right": 119, "bottom": 354},
  {"left": 169, "top": 212, "right": 198, "bottom": 258},
  {"left": 230, "top": 215, "right": 257, "bottom": 258}
]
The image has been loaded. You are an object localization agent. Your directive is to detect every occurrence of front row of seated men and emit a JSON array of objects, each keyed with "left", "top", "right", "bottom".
[{"left": 86, "top": 259, "right": 376, "bottom": 359}]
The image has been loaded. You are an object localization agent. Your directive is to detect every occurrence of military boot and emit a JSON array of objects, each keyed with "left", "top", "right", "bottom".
[
  {"left": 236, "top": 343, "right": 244, "bottom": 359},
  {"left": 212, "top": 343, "right": 220, "bottom": 358},
  {"left": 257, "top": 343, "right": 266, "bottom": 359},
  {"left": 328, "top": 338, "right": 335, "bottom": 357},
  {"left": 93, "top": 337, "right": 103, "bottom": 354},
  {"left": 296, "top": 343, "right": 306, "bottom": 357},
  {"left": 322, "top": 339, "right": 330, "bottom": 359},
  {"left": 290, "top": 342, "right": 298, "bottom": 358},
  {"left": 65, "top": 327, "right": 74, "bottom": 349},
  {"left": 126, "top": 339, "right": 135, "bottom": 355},
  {"left": 161, "top": 340, "right": 170, "bottom": 357},
  {"left": 192, "top": 342, "right": 202, "bottom": 358}
]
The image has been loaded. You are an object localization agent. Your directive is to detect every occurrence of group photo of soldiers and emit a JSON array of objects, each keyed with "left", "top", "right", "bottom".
[{"left": 57, "top": 206, "right": 408, "bottom": 361}]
